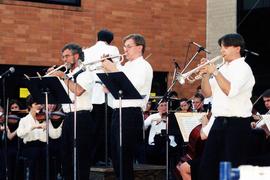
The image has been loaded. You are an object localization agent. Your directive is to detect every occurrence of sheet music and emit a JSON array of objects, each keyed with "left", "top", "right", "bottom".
[{"left": 174, "top": 112, "right": 207, "bottom": 142}]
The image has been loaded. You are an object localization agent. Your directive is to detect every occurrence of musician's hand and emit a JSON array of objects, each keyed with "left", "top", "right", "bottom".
[
  {"left": 201, "top": 115, "right": 209, "bottom": 127},
  {"left": 252, "top": 114, "right": 262, "bottom": 121},
  {"left": 102, "top": 59, "right": 118, "bottom": 72},
  {"left": 198, "top": 58, "right": 209, "bottom": 77},
  {"left": 251, "top": 122, "right": 256, "bottom": 129},
  {"left": 46, "top": 66, "right": 56, "bottom": 74},
  {"left": 50, "top": 71, "right": 66, "bottom": 79},
  {"left": 103, "top": 86, "right": 110, "bottom": 94},
  {"left": 0, "top": 125, "right": 5, "bottom": 132},
  {"left": 32, "top": 124, "right": 46, "bottom": 130}
]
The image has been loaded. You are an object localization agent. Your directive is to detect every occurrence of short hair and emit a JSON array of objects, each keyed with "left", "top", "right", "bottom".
[
  {"left": 25, "top": 95, "right": 35, "bottom": 109},
  {"left": 263, "top": 89, "right": 270, "bottom": 98},
  {"left": 194, "top": 93, "right": 205, "bottom": 102},
  {"left": 62, "top": 43, "right": 84, "bottom": 62},
  {"left": 123, "top": 34, "right": 146, "bottom": 54},
  {"left": 218, "top": 33, "right": 245, "bottom": 55},
  {"left": 97, "top": 29, "right": 114, "bottom": 44}
]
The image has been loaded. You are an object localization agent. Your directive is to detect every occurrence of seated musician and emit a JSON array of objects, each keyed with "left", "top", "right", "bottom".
[
  {"left": 178, "top": 98, "right": 192, "bottom": 113},
  {"left": 177, "top": 115, "right": 214, "bottom": 180},
  {"left": 192, "top": 93, "right": 206, "bottom": 112},
  {"left": 247, "top": 89, "right": 270, "bottom": 166},
  {"left": 16, "top": 95, "right": 62, "bottom": 180},
  {"left": 0, "top": 106, "right": 5, "bottom": 179},
  {"left": 144, "top": 101, "right": 178, "bottom": 165},
  {"left": 6, "top": 99, "right": 23, "bottom": 180}
]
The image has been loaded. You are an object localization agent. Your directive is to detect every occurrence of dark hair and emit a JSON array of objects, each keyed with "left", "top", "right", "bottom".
[
  {"left": 123, "top": 34, "right": 146, "bottom": 54},
  {"left": 194, "top": 93, "right": 205, "bottom": 102},
  {"left": 169, "top": 91, "right": 178, "bottom": 98},
  {"left": 263, "top": 89, "right": 270, "bottom": 98},
  {"left": 97, "top": 29, "right": 114, "bottom": 44},
  {"left": 218, "top": 33, "right": 245, "bottom": 55},
  {"left": 25, "top": 95, "right": 35, "bottom": 110},
  {"left": 62, "top": 43, "right": 84, "bottom": 62},
  {"left": 9, "top": 99, "right": 21, "bottom": 111}
]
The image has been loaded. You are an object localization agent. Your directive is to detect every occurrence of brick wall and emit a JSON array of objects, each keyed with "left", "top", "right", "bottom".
[{"left": 0, "top": 0, "right": 206, "bottom": 98}]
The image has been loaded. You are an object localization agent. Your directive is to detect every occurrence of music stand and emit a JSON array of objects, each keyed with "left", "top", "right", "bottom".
[
  {"left": 25, "top": 76, "right": 71, "bottom": 180},
  {"left": 97, "top": 72, "right": 142, "bottom": 180}
]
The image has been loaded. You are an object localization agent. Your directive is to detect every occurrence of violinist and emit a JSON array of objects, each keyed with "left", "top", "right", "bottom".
[
  {"left": 16, "top": 95, "right": 62, "bottom": 180},
  {"left": 178, "top": 98, "right": 192, "bottom": 113},
  {"left": 6, "top": 99, "right": 23, "bottom": 180},
  {"left": 144, "top": 101, "right": 178, "bottom": 165},
  {"left": 246, "top": 89, "right": 270, "bottom": 166},
  {"left": 0, "top": 105, "right": 5, "bottom": 179}
]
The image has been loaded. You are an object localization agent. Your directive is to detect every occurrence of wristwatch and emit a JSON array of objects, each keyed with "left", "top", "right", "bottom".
[{"left": 212, "top": 69, "right": 219, "bottom": 77}]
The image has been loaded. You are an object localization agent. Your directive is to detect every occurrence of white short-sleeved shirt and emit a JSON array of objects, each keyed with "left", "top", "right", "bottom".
[
  {"left": 210, "top": 57, "right": 255, "bottom": 117},
  {"left": 61, "top": 67, "right": 94, "bottom": 113},
  {"left": 112, "top": 56, "right": 153, "bottom": 110}
]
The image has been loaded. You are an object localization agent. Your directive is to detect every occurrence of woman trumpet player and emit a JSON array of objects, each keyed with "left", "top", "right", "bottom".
[{"left": 16, "top": 95, "right": 62, "bottom": 180}]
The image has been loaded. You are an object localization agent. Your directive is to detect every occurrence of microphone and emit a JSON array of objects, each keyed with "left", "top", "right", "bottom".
[
  {"left": 0, "top": 67, "right": 15, "bottom": 79},
  {"left": 191, "top": 42, "right": 211, "bottom": 54},
  {"left": 244, "top": 49, "right": 259, "bottom": 56},
  {"left": 173, "top": 59, "right": 180, "bottom": 69}
]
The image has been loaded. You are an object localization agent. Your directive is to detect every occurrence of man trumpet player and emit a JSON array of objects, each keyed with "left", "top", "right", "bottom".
[
  {"left": 49, "top": 43, "right": 95, "bottom": 180},
  {"left": 102, "top": 34, "right": 153, "bottom": 180},
  {"left": 198, "top": 33, "right": 255, "bottom": 180}
]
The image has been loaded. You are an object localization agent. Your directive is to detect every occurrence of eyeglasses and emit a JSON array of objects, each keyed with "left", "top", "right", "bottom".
[{"left": 123, "top": 44, "right": 138, "bottom": 49}]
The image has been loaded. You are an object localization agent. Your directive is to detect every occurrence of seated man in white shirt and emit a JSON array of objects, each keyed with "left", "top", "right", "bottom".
[{"left": 144, "top": 101, "right": 177, "bottom": 165}]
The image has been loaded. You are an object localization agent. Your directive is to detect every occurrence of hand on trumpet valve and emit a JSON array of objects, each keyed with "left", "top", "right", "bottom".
[{"left": 102, "top": 59, "right": 118, "bottom": 72}]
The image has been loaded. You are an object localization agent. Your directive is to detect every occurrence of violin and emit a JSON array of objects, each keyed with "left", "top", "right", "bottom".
[
  {"left": 36, "top": 112, "right": 46, "bottom": 122},
  {"left": 35, "top": 111, "right": 65, "bottom": 123}
]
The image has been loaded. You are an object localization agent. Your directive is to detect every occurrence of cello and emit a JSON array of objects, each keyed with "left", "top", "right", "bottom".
[{"left": 175, "top": 112, "right": 211, "bottom": 179}]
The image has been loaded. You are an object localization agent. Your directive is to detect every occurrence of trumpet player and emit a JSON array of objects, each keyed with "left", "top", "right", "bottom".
[
  {"left": 198, "top": 33, "right": 255, "bottom": 180},
  {"left": 102, "top": 34, "right": 153, "bottom": 180},
  {"left": 48, "top": 43, "right": 95, "bottom": 180},
  {"left": 83, "top": 29, "right": 120, "bottom": 164}
]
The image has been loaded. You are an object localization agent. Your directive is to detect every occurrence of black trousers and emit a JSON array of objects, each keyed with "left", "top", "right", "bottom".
[
  {"left": 199, "top": 116, "right": 252, "bottom": 180},
  {"left": 111, "top": 107, "right": 143, "bottom": 180},
  {"left": 91, "top": 103, "right": 112, "bottom": 164},
  {"left": 61, "top": 110, "right": 95, "bottom": 180},
  {"left": 22, "top": 141, "right": 46, "bottom": 180}
]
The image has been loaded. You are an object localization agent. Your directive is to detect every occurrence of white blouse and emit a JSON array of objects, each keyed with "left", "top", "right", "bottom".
[{"left": 17, "top": 113, "right": 62, "bottom": 144}]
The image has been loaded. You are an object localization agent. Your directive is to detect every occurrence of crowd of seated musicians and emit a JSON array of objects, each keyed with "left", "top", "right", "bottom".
[{"left": 1, "top": 90, "right": 270, "bottom": 180}]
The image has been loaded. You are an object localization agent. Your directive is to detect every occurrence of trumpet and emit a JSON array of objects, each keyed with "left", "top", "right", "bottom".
[
  {"left": 44, "top": 63, "right": 70, "bottom": 77},
  {"left": 176, "top": 55, "right": 224, "bottom": 84},
  {"left": 80, "top": 53, "right": 126, "bottom": 71}
]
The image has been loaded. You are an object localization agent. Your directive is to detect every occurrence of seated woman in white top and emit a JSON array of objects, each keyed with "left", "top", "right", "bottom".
[{"left": 17, "top": 95, "right": 62, "bottom": 180}]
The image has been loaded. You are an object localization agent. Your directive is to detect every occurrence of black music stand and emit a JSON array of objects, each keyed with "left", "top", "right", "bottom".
[
  {"left": 97, "top": 72, "right": 143, "bottom": 180},
  {"left": 26, "top": 76, "right": 71, "bottom": 180}
]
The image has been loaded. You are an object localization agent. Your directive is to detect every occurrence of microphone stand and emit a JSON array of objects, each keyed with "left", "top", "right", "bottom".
[
  {"left": 73, "top": 76, "right": 78, "bottom": 180},
  {"left": 2, "top": 76, "right": 9, "bottom": 180},
  {"left": 180, "top": 47, "right": 205, "bottom": 75},
  {"left": 157, "top": 65, "right": 179, "bottom": 180}
]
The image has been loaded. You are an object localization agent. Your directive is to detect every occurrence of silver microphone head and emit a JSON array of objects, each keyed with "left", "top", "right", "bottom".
[
  {"left": 176, "top": 73, "right": 185, "bottom": 85},
  {"left": 9, "top": 67, "right": 15, "bottom": 73}
]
